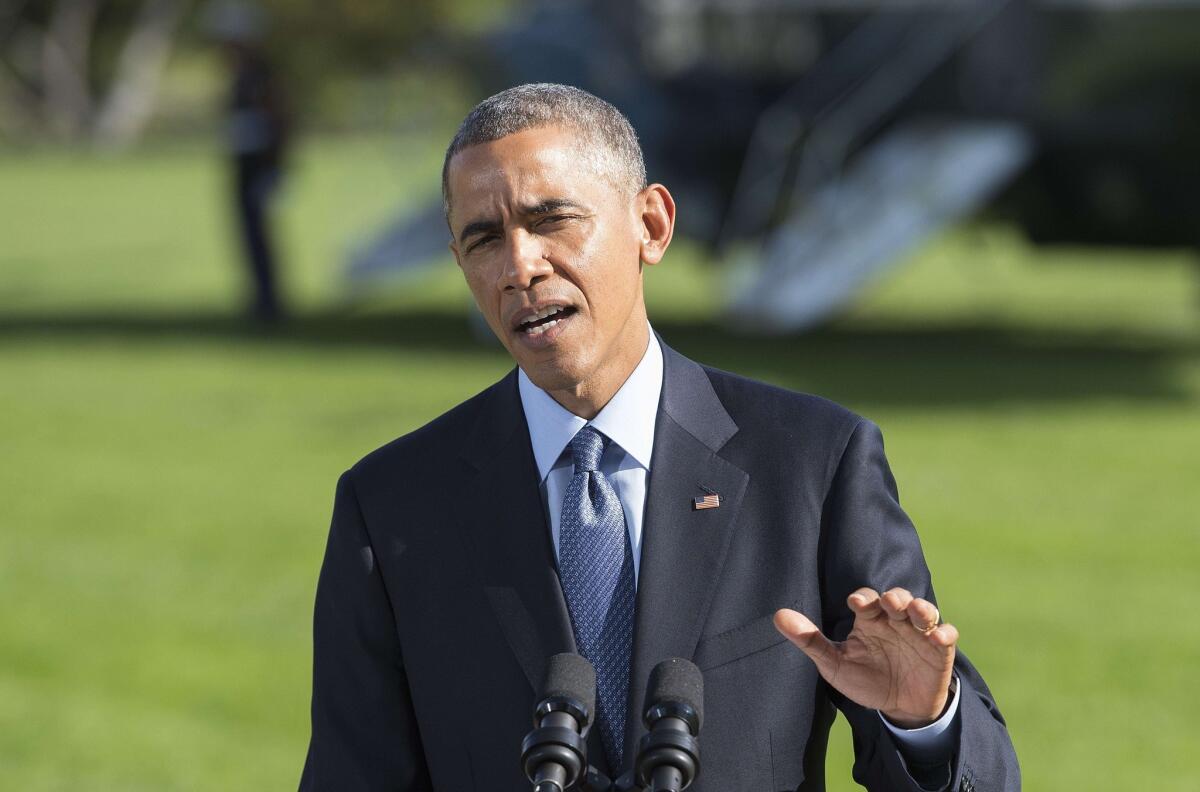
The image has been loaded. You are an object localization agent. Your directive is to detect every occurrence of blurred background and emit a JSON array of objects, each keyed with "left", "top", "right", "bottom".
[{"left": 1, "top": 0, "right": 1198, "bottom": 788}]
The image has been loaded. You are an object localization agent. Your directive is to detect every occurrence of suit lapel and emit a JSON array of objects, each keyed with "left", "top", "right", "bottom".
[
  {"left": 454, "top": 349, "right": 749, "bottom": 776},
  {"left": 454, "top": 370, "right": 577, "bottom": 696},
  {"left": 623, "top": 343, "right": 750, "bottom": 762}
]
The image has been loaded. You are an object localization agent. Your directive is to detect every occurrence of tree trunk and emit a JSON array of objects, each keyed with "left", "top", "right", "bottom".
[
  {"left": 93, "top": 0, "right": 186, "bottom": 149},
  {"left": 41, "top": 0, "right": 100, "bottom": 140},
  {"left": 0, "top": 3, "right": 43, "bottom": 138}
]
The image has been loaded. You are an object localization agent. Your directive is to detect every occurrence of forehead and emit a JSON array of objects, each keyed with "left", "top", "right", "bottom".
[{"left": 446, "top": 126, "right": 602, "bottom": 218}]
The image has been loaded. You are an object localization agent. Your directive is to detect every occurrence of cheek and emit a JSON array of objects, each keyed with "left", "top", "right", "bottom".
[
  {"left": 571, "top": 233, "right": 639, "bottom": 296},
  {"left": 584, "top": 254, "right": 642, "bottom": 314},
  {"left": 460, "top": 265, "right": 496, "bottom": 306}
]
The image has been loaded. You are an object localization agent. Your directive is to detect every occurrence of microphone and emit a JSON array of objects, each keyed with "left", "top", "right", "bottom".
[
  {"left": 634, "top": 658, "right": 703, "bottom": 792},
  {"left": 521, "top": 653, "right": 596, "bottom": 792}
]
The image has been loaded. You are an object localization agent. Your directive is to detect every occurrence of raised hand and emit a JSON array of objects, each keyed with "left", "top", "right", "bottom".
[{"left": 773, "top": 587, "right": 957, "bottom": 728}]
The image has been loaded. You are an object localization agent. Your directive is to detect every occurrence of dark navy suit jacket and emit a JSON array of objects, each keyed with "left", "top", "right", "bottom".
[{"left": 300, "top": 340, "right": 1019, "bottom": 791}]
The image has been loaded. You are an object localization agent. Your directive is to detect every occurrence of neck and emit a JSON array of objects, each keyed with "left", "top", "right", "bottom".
[{"left": 547, "top": 317, "right": 650, "bottom": 420}]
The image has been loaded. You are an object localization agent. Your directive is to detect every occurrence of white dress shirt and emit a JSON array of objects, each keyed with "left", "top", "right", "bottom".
[
  {"left": 516, "top": 328, "right": 959, "bottom": 756},
  {"left": 518, "top": 328, "right": 662, "bottom": 585}
]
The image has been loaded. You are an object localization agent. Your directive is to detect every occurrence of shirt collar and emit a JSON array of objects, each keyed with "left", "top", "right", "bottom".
[{"left": 518, "top": 329, "right": 664, "bottom": 482}]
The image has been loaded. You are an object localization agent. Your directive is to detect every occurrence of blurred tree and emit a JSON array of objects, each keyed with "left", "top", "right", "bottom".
[
  {"left": 248, "top": 0, "right": 442, "bottom": 113},
  {"left": 0, "top": 0, "right": 187, "bottom": 146},
  {"left": 93, "top": 0, "right": 187, "bottom": 145},
  {"left": 0, "top": 0, "right": 513, "bottom": 143}
]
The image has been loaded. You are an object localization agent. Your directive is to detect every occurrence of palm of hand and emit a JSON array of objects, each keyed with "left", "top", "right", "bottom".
[{"left": 775, "top": 587, "right": 958, "bottom": 728}]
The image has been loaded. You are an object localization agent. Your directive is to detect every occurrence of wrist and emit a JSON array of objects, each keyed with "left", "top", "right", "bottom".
[{"left": 882, "top": 676, "right": 957, "bottom": 730}]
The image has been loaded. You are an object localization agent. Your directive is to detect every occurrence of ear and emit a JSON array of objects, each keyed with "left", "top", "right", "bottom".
[
  {"left": 638, "top": 183, "right": 676, "bottom": 267},
  {"left": 449, "top": 239, "right": 463, "bottom": 270}
]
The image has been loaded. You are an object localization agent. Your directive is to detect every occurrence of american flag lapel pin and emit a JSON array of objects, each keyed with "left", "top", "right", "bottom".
[{"left": 693, "top": 484, "right": 721, "bottom": 511}]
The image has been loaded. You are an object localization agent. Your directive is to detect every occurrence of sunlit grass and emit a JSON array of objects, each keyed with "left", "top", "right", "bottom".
[{"left": 1, "top": 138, "right": 1197, "bottom": 790}]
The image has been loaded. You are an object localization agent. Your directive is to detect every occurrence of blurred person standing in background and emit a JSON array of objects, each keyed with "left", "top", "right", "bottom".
[{"left": 207, "top": 1, "right": 291, "bottom": 323}]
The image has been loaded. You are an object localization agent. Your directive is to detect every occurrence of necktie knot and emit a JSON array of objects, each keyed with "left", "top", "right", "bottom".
[{"left": 570, "top": 426, "right": 606, "bottom": 472}]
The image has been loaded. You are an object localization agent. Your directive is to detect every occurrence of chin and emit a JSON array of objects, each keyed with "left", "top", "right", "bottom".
[{"left": 520, "top": 354, "right": 588, "bottom": 394}]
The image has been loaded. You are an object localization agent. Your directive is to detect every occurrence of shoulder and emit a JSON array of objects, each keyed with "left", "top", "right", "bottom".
[
  {"left": 699, "top": 362, "right": 865, "bottom": 440},
  {"left": 689, "top": 360, "right": 889, "bottom": 502},
  {"left": 687, "top": 359, "right": 880, "bottom": 494},
  {"left": 344, "top": 371, "right": 514, "bottom": 493}
]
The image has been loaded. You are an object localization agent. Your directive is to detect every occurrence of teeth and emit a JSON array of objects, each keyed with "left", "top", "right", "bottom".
[
  {"left": 524, "top": 318, "right": 559, "bottom": 336},
  {"left": 520, "top": 306, "right": 566, "bottom": 328}
]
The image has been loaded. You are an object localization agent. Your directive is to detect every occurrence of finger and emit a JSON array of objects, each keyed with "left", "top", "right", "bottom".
[
  {"left": 926, "top": 622, "right": 959, "bottom": 650},
  {"left": 906, "top": 597, "right": 940, "bottom": 633},
  {"left": 774, "top": 608, "right": 840, "bottom": 678},
  {"left": 880, "top": 588, "right": 914, "bottom": 621},
  {"left": 846, "top": 588, "right": 885, "bottom": 621}
]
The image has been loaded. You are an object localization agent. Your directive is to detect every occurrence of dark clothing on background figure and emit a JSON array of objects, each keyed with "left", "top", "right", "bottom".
[
  {"left": 299, "top": 338, "right": 1020, "bottom": 791},
  {"left": 226, "top": 51, "right": 288, "bottom": 322}
]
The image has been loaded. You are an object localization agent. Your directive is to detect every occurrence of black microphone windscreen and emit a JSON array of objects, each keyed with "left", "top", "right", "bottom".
[
  {"left": 646, "top": 658, "right": 704, "bottom": 729},
  {"left": 541, "top": 653, "right": 596, "bottom": 715}
]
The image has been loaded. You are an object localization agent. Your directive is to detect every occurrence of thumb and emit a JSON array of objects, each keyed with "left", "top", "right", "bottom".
[{"left": 774, "top": 608, "right": 839, "bottom": 677}]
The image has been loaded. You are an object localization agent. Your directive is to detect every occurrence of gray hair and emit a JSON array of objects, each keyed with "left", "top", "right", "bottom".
[{"left": 441, "top": 83, "right": 647, "bottom": 215}]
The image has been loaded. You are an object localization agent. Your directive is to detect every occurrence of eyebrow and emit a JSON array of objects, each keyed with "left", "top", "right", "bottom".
[{"left": 456, "top": 197, "right": 588, "bottom": 245}]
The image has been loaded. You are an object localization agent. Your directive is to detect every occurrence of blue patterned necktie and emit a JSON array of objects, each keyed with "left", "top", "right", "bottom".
[{"left": 557, "top": 426, "right": 636, "bottom": 771}]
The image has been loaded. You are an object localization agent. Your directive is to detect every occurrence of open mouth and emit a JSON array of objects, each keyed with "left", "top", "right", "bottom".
[{"left": 517, "top": 305, "right": 577, "bottom": 336}]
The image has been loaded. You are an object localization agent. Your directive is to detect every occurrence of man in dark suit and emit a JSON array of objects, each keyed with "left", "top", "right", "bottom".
[{"left": 300, "top": 84, "right": 1019, "bottom": 791}]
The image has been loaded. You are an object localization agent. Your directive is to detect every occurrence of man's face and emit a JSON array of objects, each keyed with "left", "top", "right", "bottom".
[{"left": 446, "top": 126, "right": 651, "bottom": 399}]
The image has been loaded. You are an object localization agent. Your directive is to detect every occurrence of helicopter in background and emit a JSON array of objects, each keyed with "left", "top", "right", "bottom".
[{"left": 347, "top": 0, "right": 1200, "bottom": 332}]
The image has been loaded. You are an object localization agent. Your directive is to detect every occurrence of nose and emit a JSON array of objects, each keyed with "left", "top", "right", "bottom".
[{"left": 499, "top": 229, "right": 552, "bottom": 292}]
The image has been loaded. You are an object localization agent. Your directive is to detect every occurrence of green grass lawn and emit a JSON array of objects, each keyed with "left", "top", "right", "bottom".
[{"left": 1, "top": 137, "right": 1198, "bottom": 790}]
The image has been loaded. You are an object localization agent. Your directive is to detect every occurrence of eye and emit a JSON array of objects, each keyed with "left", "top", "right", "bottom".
[
  {"left": 466, "top": 233, "right": 499, "bottom": 253},
  {"left": 536, "top": 214, "right": 574, "bottom": 229}
]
